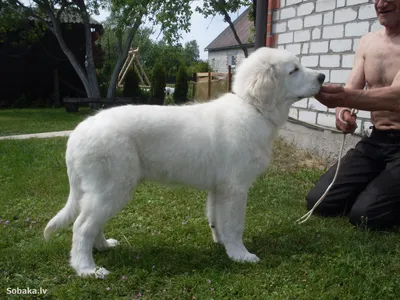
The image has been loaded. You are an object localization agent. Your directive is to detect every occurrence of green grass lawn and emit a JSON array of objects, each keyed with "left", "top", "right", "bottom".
[
  {"left": 1, "top": 138, "right": 400, "bottom": 299},
  {"left": 0, "top": 107, "right": 92, "bottom": 136}
]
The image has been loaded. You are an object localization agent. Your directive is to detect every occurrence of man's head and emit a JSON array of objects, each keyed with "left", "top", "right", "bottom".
[{"left": 375, "top": 0, "right": 400, "bottom": 29}]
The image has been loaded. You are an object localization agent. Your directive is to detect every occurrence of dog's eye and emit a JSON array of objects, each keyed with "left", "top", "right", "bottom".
[{"left": 289, "top": 67, "right": 299, "bottom": 75}]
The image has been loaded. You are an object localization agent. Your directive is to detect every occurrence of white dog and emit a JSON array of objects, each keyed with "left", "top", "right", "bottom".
[{"left": 44, "top": 47, "right": 325, "bottom": 277}]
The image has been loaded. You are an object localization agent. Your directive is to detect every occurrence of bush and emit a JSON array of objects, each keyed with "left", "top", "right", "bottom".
[
  {"left": 122, "top": 66, "right": 142, "bottom": 103},
  {"left": 164, "top": 93, "right": 174, "bottom": 105},
  {"left": 187, "top": 82, "right": 194, "bottom": 100},
  {"left": 187, "top": 60, "right": 212, "bottom": 77},
  {"left": 150, "top": 61, "right": 166, "bottom": 105},
  {"left": 97, "top": 65, "right": 111, "bottom": 98},
  {"left": 173, "top": 64, "right": 189, "bottom": 104},
  {"left": 116, "top": 87, "right": 124, "bottom": 97}
]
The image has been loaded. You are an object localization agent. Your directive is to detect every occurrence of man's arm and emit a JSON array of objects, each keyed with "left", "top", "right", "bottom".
[
  {"left": 316, "top": 71, "right": 400, "bottom": 112},
  {"left": 331, "top": 35, "right": 367, "bottom": 132}
]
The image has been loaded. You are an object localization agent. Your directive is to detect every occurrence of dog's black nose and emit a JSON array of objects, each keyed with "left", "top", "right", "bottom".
[{"left": 318, "top": 73, "right": 325, "bottom": 84}]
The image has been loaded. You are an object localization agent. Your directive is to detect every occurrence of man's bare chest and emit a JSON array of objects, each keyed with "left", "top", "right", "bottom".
[{"left": 365, "top": 45, "right": 400, "bottom": 87}]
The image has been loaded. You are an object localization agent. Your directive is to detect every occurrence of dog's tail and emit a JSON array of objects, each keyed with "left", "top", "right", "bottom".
[{"left": 44, "top": 188, "right": 80, "bottom": 240}]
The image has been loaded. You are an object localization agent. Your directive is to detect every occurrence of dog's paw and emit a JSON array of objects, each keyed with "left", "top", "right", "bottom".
[
  {"left": 94, "top": 267, "right": 110, "bottom": 278},
  {"left": 106, "top": 238, "right": 120, "bottom": 248},
  {"left": 94, "top": 238, "right": 120, "bottom": 251},
  {"left": 228, "top": 251, "right": 260, "bottom": 263},
  {"left": 77, "top": 267, "right": 110, "bottom": 278},
  {"left": 241, "top": 252, "right": 260, "bottom": 263}
]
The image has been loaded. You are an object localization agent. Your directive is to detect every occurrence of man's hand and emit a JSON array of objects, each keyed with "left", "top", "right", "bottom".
[
  {"left": 335, "top": 108, "right": 357, "bottom": 133},
  {"left": 315, "top": 84, "right": 357, "bottom": 133},
  {"left": 314, "top": 84, "right": 347, "bottom": 108}
]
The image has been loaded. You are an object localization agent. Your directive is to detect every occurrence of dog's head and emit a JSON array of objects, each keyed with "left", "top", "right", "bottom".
[{"left": 232, "top": 47, "right": 325, "bottom": 113}]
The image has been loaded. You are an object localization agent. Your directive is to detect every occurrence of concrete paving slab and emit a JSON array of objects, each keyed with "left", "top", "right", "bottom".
[{"left": 0, "top": 130, "right": 73, "bottom": 140}]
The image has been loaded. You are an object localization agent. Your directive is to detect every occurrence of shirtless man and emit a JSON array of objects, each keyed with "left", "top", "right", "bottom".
[{"left": 306, "top": 0, "right": 400, "bottom": 230}]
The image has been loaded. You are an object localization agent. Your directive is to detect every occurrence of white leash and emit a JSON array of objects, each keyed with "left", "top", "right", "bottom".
[{"left": 295, "top": 106, "right": 359, "bottom": 224}]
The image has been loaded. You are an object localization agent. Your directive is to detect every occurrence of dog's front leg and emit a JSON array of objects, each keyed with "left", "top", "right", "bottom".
[{"left": 215, "top": 187, "right": 260, "bottom": 263}]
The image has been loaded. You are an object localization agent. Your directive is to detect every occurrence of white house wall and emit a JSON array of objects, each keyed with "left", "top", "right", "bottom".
[
  {"left": 273, "top": 0, "right": 383, "bottom": 136},
  {"left": 207, "top": 47, "right": 255, "bottom": 73}
]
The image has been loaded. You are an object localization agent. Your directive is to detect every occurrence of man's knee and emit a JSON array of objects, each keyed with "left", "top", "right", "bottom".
[
  {"left": 348, "top": 205, "right": 369, "bottom": 228},
  {"left": 349, "top": 199, "right": 398, "bottom": 230},
  {"left": 306, "top": 181, "right": 355, "bottom": 217}
]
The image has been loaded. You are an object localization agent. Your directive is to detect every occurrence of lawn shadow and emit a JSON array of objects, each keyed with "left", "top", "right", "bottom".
[
  {"left": 97, "top": 242, "right": 239, "bottom": 276},
  {"left": 94, "top": 217, "right": 354, "bottom": 275},
  {"left": 245, "top": 216, "right": 400, "bottom": 271},
  {"left": 94, "top": 220, "right": 346, "bottom": 276}
]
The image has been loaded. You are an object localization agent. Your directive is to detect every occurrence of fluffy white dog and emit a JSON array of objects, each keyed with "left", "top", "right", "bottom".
[{"left": 44, "top": 47, "right": 325, "bottom": 277}]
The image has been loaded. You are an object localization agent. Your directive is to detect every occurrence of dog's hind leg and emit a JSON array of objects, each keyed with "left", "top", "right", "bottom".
[
  {"left": 70, "top": 186, "right": 134, "bottom": 277},
  {"left": 215, "top": 187, "right": 260, "bottom": 263},
  {"left": 207, "top": 191, "right": 222, "bottom": 244}
]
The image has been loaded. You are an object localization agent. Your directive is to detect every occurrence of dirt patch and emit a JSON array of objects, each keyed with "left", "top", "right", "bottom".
[{"left": 270, "top": 138, "right": 330, "bottom": 172}]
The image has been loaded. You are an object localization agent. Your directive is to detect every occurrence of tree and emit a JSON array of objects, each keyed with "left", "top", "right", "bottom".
[
  {"left": 99, "top": 25, "right": 154, "bottom": 84},
  {"left": 183, "top": 40, "right": 200, "bottom": 65},
  {"left": 106, "top": 0, "right": 192, "bottom": 98},
  {"left": 100, "top": 29, "right": 201, "bottom": 88},
  {"left": 4, "top": 0, "right": 106, "bottom": 101},
  {"left": 0, "top": 4, "right": 46, "bottom": 46},
  {"left": 196, "top": 0, "right": 252, "bottom": 57},
  {"left": 145, "top": 41, "right": 185, "bottom": 79},
  {"left": 150, "top": 61, "right": 166, "bottom": 105},
  {"left": 122, "top": 66, "right": 143, "bottom": 103},
  {"left": 4, "top": 0, "right": 193, "bottom": 103},
  {"left": 247, "top": 1, "right": 256, "bottom": 43},
  {"left": 187, "top": 60, "right": 212, "bottom": 77},
  {"left": 173, "top": 64, "right": 188, "bottom": 104}
]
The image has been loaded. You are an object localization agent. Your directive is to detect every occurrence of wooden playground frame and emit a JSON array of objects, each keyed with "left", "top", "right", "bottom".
[
  {"left": 117, "top": 47, "right": 151, "bottom": 88},
  {"left": 63, "top": 47, "right": 151, "bottom": 112}
]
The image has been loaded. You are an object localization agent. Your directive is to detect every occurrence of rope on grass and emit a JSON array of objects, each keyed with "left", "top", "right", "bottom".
[
  {"left": 123, "top": 235, "right": 132, "bottom": 247},
  {"left": 295, "top": 105, "right": 359, "bottom": 224}
]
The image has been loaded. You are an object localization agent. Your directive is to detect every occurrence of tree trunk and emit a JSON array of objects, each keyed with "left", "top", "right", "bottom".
[
  {"left": 106, "top": 15, "right": 143, "bottom": 99},
  {"left": 214, "top": 0, "right": 248, "bottom": 58},
  {"left": 43, "top": 3, "right": 101, "bottom": 109},
  {"left": 252, "top": 0, "right": 257, "bottom": 27},
  {"left": 78, "top": 3, "right": 101, "bottom": 97},
  {"left": 78, "top": 2, "right": 102, "bottom": 108},
  {"left": 222, "top": 10, "right": 248, "bottom": 58},
  {"left": 44, "top": 7, "right": 92, "bottom": 97}
]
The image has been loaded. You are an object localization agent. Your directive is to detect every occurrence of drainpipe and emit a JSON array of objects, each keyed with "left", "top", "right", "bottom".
[{"left": 255, "top": 0, "right": 268, "bottom": 49}]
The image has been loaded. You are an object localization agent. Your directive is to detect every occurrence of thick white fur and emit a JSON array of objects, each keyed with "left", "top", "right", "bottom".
[{"left": 44, "top": 47, "right": 325, "bottom": 277}]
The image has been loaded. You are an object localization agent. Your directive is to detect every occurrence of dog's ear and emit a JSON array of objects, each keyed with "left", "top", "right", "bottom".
[{"left": 247, "top": 65, "right": 281, "bottom": 112}]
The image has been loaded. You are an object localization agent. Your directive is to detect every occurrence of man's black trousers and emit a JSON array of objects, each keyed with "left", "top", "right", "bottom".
[{"left": 306, "top": 127, "right": 400, "bottom": 229}]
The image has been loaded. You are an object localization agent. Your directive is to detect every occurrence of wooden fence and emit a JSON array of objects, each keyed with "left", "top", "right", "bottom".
[{"left": 192, "top": 66, "right": 233, "bottom": 102}]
